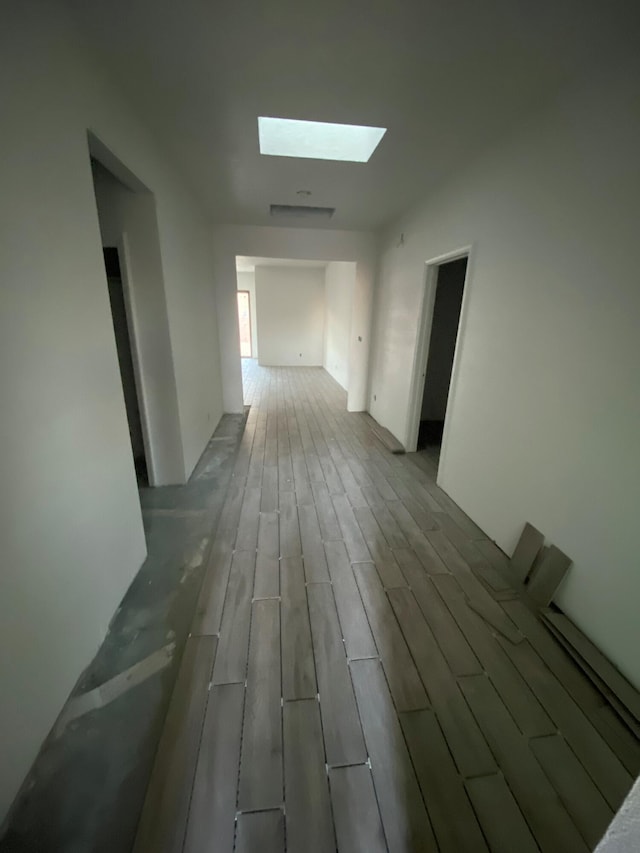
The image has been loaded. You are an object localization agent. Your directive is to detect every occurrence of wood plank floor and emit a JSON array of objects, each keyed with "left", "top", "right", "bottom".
[{"left": 135, "top": 360, "right": 636, "bottom": 853}]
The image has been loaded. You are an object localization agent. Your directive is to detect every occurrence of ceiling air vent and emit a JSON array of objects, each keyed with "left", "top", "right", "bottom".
[{"left": 270, "top": 204, "right": 335, "bottom": 220}]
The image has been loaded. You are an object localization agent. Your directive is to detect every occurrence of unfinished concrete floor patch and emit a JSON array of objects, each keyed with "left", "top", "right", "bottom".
[{"left": 55, "top": 643, "right": 175, "bottom": 737}]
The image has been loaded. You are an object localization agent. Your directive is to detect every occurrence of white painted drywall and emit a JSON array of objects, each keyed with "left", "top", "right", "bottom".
[
  {"left": 369, "top": 52, "right": 640, "bottom": 687},
  {"left": 255, "top": 266, "right": 325, "bottom": 366},
  {"left": 595, "top": 777, "right": 640, "bottom": 852},
  {"left": 0, "top": 0, "right": 223, "bottom": 822},
  {"left": 323, "top": 262, "right": 356, "bottom": 390},
  {"left": 211, "top": 225, "right": 376, "bottom": 412},
  {"left": 236, "top": 270, "right": 258, "bottom": 358}
]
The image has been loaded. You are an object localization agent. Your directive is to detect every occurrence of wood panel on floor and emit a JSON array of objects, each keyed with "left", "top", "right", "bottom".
[
  {"left": 323, "top": 540, "right": 377, "bottom": 659},
  {"left": 496, "top": 631, "right": 632, "bottom": 809},
  {"left": 351, "top": 658, "right": 438, "bottom": 853},
  {"left": 459, "top": 673, "right": 589, "bottom": 853},
  {"left": 353, "top": 563, "right": 428, "bottom": 712},
  {"left": 133, "top": 636, "right": 216, "bottom": 853},
  {"left": 212, "top": 550, "right": 256, "bottom": 685},
  {"left": 235, "top": 810, "right": 284, "bottom": 853},
  {"left": 298, "top": 503, "right": 331, "bottom": 582},
  {"left": 307, "top": 582, "right": 367, "bottom": 767},
  {"left": 530, "top": 733, "right": 614, "bottom": 848},
  {"left": 388, "top": 586, "right": 496, "bottom": 778},
  {"left": 400, "top": 709, "right": 489, "bottom": 852},
  {"left": 238, "top": 600, "right": 283, "bottom": 811},
  {"left": 329, "top": 764, "right": 388, "bottom": 853},
  {"left": 433, "top": 574, "right": 554, "bottom": 737},
  {"left": 168, "top": 362, "right": 639, "bottom": 853},
  {"left": 183, "top": 682, "right": 244, "bottom": 853},
  {"left": 466, "top": 773, "right": 540, "bottom": 853},
  {"left": 281, "top": 556, "right": 317, "bottom": 700},
  {"left": 283, "top": 699, "right": 336, "bottom": 853}
]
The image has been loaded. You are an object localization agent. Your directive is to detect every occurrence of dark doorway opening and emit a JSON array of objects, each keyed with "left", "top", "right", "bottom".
[
  {"left": 103, "top": 246, "right": 149, "bottom": 486},
  {"left": 417, "top": 256, "right": 468, "bottom": 460}
]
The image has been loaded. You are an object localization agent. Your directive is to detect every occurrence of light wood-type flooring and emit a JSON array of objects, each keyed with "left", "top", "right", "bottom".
[{"left": 134, "top": 360, "right": 638, "bottom": 853}]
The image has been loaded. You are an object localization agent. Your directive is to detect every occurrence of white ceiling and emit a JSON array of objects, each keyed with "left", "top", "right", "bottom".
[
  {"left": 67, "top": 0, "right": 639, "bottom": 231},
  {"left": 236, "top": 256, "right": 328, "bottom": 273}
]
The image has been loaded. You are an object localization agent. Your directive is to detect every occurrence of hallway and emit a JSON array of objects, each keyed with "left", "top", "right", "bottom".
[{"left": 134, "top": 362, "right": 635, "bottom": 853}]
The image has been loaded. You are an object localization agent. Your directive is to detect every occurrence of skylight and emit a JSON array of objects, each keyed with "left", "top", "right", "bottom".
[{"left": 258, "top": 117, "right": 386, "bottom": 163}]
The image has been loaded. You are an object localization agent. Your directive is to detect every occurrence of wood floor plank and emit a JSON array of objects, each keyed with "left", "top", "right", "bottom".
[
  {"left": 501, "top": 599, "right": 602, "bottom": 712},
  {"left": 542, "top": 610, "right": 640, "bottom": 727},
  {"left": 432, "top": 512, "right": 487, "bottom": 564},
  {"left": 591, "top": 704, "right": 640, "bottom": 777},
  {"left": 235, "top": 810, "right": 284, "bottom": 853},
  {"left": 283, "top": 699, "right": 335, "bottom": 853},
  {"left": 332, "top": 493, "right": 371, "bottom": 562},
  {"left": 329, "top": 764, "right": 388, "bottom": 853},
  {"left": 511, "top": 521, "right": 545, "bottom": 582},
  {"left": 393, "top": 549, "right": 482, "bottom": 677},
  {"left": 459, "top": 674, "right": 588, "bottom": 853},
  {"left": 183, "top": 683, "right": 244, "bottom": 853},
  {"left": 527, "top": 545, "right": 572, "bottom": 607},
  {"left": 253, "top": 553, "right": 280, "bottom": 599},
  {"left": 257, "top": 510, "right": 279, "bottom": 558},
  {"left": 307, "top": 583, "right": 367, "bottom": 766},
  {"left": 235, "top": 486, "right": 261, "bottom": 552},
  {"left": 496, "top": 632, "right": 632, "bottom": 809},
  {"left": 226, "top": 362, "right": 637, "bottom": 853},
  {"left": 530, "top": 734, "right": 613, "bottom": 848},
  {"left": 311, "top": 481, "right": 342, "bottom": 540},
  {"left": 293, "top": 469, "right": 313, "bottom": 509},
  {"left": 133, "top": 637, "right": 216, "bottom": 853},
  {"left": 400, "top": 709, "right": 489, "bottom": 852},
  {"left": 350, "top": 658, "right": 438, "bottom": 852},
  {"left": 428, "top": 528, "right": 524, "bottom": 642},
  {"left": 353, "top": 563, "right": 428, "bottom": 712},
  {"left": 238, "top": 600, "right": 283, "bottom": 811},
  {"left": 388, "top": 587, "right": 495, "bottom": 778},
  {"left": 465, "top": 774, "right": 540, "bottom": 853},
  {"left": 474, "top": 537, "right": 512, "bottom": 573},
  {"left": 260, "top": 465, "right": 278, "bottom": 512},
  {"left": 433, "top": 574, "right": 554, "bottom": 736},
  {"left": 466, "top": 595, "right": 524, "bottom": 644},
  {"left": 281, "top": 556, "right": 317, "bottom": 700},
  {"left": 212, "top": 550, "right": 256, "bottom": 685},
  {"left": 385, "top": 505, "right": 449, "bottom": 574},
  {"left": 279, "top": 490, "right": 302, "bottom": 557},
  {"left": 369, "top": 502, "right": 410, "bottom": 550},
  {"left": 191, "top": 537, "right": 234, "bottom": 635},
  {"left": 352, "top": 505, "right": 408, "bottom": 588},
  {"left": 324, "top": 540, "right": 377, "bottom": 659},
  {"left": 298, "top": 502, "right": 331, "bottom": 582}
]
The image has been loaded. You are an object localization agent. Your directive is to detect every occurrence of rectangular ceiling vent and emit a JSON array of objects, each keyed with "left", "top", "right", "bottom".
[{"left": 270, "top": 204, "right": 335, "bottom": 220}]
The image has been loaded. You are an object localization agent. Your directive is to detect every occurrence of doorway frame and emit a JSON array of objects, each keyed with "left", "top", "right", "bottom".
[
  {"left": 237, "top": 289, "right": 253, "bottom": 359},
  {"left": 114, "top": 235, "right": 156, "bottom": 485},
  {"left": 405, "top": 246, "right": 474, "bottom": 477}
]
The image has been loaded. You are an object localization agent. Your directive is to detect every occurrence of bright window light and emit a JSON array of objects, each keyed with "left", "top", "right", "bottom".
[{"left": 258, "top": 116, "right": 386, "bottom": 163}]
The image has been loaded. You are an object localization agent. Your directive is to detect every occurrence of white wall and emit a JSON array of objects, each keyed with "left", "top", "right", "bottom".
[
  {"left": 236, "top": 270, "right": 258, "bottom": 358},
  {"left": 323, "top": 262, "right": 356, "bottom": 390},
  {"left": 255, "top": 266, "right": 325, "bottom": 366},
  {"left": 0, "top": 0, "right": 223, "bottom": 821},
  {"left": 211, "top": 225, "right": 376, "bottom": 412},
  {"left": 369, "top": 52, "right": 640, "bottom": 687}
]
